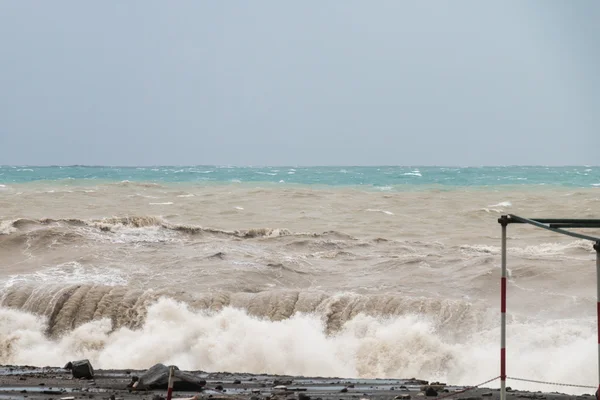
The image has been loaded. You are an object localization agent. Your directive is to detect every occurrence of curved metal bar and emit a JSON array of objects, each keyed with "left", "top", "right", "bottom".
[{"left": 505, "top": 215, "right": 600, "bottom": 242}]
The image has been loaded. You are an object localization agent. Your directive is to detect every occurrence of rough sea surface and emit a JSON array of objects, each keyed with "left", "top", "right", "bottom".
[{"left": 1, "top": 166, "right": 599, "bottom": 394}]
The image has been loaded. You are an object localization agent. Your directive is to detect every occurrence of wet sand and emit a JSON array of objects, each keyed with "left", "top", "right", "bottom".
[{"left": 0, "top": 366, "right": 591, "bottom": 400}]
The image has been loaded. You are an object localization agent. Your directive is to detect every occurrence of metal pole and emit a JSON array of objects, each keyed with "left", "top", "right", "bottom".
[
  {"left": 500, "top": 218, "right": 508, "bottom": 400},
  {"left": 167, "top": 366, "right": 174, "bottom": 400},
  {"left": 595, "top": 241, "right": 600, "bottom": 400}
]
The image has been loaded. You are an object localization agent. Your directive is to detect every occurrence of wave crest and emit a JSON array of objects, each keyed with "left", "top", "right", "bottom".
[
  {"left": 0, "top": 217, "right": 356, "bottom": 242},
  {"left": 0, "top": 284, "right": 486, "bottom": 339}
]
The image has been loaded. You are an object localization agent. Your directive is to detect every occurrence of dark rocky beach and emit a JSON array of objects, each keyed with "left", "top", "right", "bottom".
[{"left": 0, "top": 365, "right": 590, "bottom": 400}]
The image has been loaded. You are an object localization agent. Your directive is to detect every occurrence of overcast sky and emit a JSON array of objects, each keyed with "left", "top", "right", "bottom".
[{"left": 0, "top": 1, "right": 598, "bottom": 166}]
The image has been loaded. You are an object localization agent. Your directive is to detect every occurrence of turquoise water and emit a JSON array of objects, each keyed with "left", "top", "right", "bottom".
[{"left": 1, "top": 166, "right": 599, "bottom": 188}]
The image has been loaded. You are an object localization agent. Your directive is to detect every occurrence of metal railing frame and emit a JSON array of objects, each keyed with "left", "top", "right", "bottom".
[{"left": 498, "top": 215, "right": 600, "bottom": 400}]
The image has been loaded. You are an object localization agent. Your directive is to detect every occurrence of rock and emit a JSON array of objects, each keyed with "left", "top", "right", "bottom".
[
  {"left": 215, "top": 385, "right": 224, "bottom": 391},
  {"left": 340, "top": 388, "right": 348, "bottom": 393},
  {"left": 395, "top": 395, "right": 411, "bottom": 400},
  {"left": 233, "top": 379, "right": 241, "bottom": 384},
  {"left": 482, "top": 393, "right": 493, "bottom": 397},
  {"left": 66, "top": 360, "right": 94, "bottom": 380},
  {"left": 152, "top": 395, "right": 165, "bottom": 400},
  {"left": 408, "top": 379, "right": 429, "bottom": 386},
  {"left": 274, "top": 380, "right": 293, "bottom": 386},
  {"left": 136, "top": 364, "right": 206, "bottom": 391},
  {"left": 425, "top": 387, "right": 438, "bottom": 397},
  {"left": 127, "top": 376, "right": 139, "bottom": 388},
  {"left": 273, "top": 385, "right": 288, "bottom": 391},
  {"left": 506, "top": 388, "right": 513, "bottom": 392},
  {"left": 421, "top": 386, "right": 445, "bottom": 392},
  {"left": 298, "top": 393, "right": 311, "bottom": 400}
]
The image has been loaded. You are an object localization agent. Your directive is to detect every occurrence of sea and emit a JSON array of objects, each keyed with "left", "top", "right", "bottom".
[{"left": 1, "top": 166, "right": 599, "bottom": 393}]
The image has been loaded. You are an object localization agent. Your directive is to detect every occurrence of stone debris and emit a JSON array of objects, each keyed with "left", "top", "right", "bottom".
[
  {"left": 132, "top": 364, "right": 206, "bottom": 391},
  {"left": 64, "top": 360, "right": 94, "bottom": 380}
]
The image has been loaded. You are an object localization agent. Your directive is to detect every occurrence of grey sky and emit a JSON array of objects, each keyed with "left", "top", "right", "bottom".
[{"left": 0, "top": 1, "right": 598, "bottom": 166}]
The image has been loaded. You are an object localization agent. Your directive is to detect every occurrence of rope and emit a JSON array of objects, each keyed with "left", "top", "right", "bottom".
[
  {"left": 507, "top": 377, "right": 597, "bottom": 390},
  {"left": 435, "top": 376, "right": 500, "bottom": 399}
]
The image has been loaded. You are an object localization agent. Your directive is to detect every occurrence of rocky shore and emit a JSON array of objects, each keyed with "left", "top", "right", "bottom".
[{"left": 0, "top": 364, "right": 591, "bottom": 400}]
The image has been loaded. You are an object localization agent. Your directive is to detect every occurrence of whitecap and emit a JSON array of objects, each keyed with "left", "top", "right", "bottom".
[
  {"left": 149, "top": 202, "right": 174, "bottom": 205},
  {"left": 366, "top": 209, "right": 394, "bottom": 215},
  {"left": 488, "top": 201, "right": 512, "bottom": 208},
  {"left": 403, "top": 171, "right": 422, "bottom": 177},
  {"left": 177, "top": 194, "right": 195, "bottom": 198},
  {"left": 3, "top": 262, "right": 128, "bottom": 288}
]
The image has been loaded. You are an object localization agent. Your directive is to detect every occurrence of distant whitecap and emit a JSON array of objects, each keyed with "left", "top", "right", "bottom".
[
  {"left": 488, "top": 201, "right": 512, "bottom": 208},
  {"left": 366, "top": 209, "right": 394, "bottom": 215},
  {"left": 403, "top": 170, "right": 422, "bottom": 177}
]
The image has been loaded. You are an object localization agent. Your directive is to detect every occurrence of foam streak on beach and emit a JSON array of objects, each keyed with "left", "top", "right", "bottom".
[{"left": 1, "top": 166, "right": 600, "bottom": 394}]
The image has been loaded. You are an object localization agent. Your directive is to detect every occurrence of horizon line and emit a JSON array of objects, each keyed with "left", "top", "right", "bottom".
[{"left": 1, "top": 164, "right": 598, "bottom": 168}]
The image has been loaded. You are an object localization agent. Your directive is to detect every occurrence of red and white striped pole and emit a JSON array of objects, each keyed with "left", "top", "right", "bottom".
[
  {"left": 500, "top": 218, "right": 508, "bottom": 400},
  {"left": 167, "top": 366, "right": 174, "bottom": 400},
  {"left": 595, "top": 241, "right": 600, "bottom": 400}
]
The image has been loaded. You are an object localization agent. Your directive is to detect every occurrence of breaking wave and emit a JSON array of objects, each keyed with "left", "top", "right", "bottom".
[
  {"left": 0, "top": 217, "right": 352, "bottom": 240},
  {"left": 0, "top": 294, "right": 596, "bottom": 394},
  {"left": 0, "top": 284, "right": 485, "bottom": 338},
  {"left": 459, "top": 240, "right": 595, "bottom": 258}
]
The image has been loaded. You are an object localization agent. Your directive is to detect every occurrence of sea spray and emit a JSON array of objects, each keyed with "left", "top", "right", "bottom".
[{"left": 0, "top": 299, "right": 597, "bottom": 394}]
